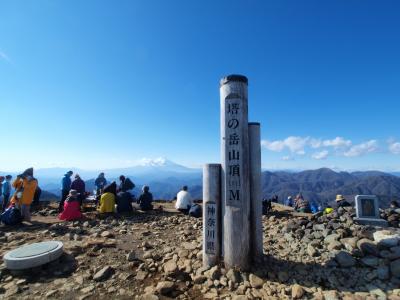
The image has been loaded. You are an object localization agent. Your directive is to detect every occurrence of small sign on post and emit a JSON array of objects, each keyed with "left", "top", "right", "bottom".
[{"left": 203, "top": 164, "right": 221, "bottom": 267}]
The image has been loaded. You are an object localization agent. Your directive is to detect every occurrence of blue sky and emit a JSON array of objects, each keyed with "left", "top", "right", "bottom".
[{"left": 0, "top": 0, "right": 399, "bottom": 172}]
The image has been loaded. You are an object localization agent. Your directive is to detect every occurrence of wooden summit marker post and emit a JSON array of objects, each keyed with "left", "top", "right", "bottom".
[{"left": 220, "top": 75, "right": 251, "bottom": 270}]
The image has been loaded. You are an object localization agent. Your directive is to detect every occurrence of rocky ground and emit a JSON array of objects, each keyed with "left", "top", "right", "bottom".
[{"left": 0, "top": 203, "right": 400, "bottom": 300}]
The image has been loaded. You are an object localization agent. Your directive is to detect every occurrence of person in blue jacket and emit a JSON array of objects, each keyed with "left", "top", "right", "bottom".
[
  {"left": 59, "top": 171, "right": 73, "bottom": 212},
  {"left": 1, "top": 175, "right": 12, "bottom": 212}
]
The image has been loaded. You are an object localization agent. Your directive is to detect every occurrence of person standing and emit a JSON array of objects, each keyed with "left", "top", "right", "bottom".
[
  {"left": 11, "top": 168, "right": 38, "bottom": 221},
  {"left": 0, "top": 176, "right": 4, "bottom": 211},
  {"left": 175, "top": 186, "right": 193, "bottom": 214},
  {"left": 71, "top": 174, "right": 86, "bottom": 206},
  {"left": 95, "top": 173, "right": 107, "bottom": 196},
  {"left": 59, "top": 171, "right": 73, "bottom": 212},
  {"left": 2, "top": 175, "right": 12, "bottom": 212}
]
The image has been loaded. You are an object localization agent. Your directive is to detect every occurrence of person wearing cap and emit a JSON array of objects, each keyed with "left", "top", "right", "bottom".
[
  {"left": 137, "top": 185, "right": 153, "bottom": 211},
  {"left": 175, "top": 186, "right": 193, "bottom": 214},
  {"left": 98, "top": 181, "right": 116, "bottom": 214},
  {"left": 335, "top": 195, "right": 351, "bottom": 208},
  {"left": 71, "top": 174, "right": 86, "bottom": 206},
  {"left": 59, "top": 190, "right": 83, "bottom": 221},
  {"left": 10, "top": 168, "right": 38, "bottom": 221},
  {"left": 285, "top": 196, "right": 293, "bottom": 207},
  {"left": 59, "top": 170, "right": 73, "bottom": 212},
  {"left": 1, "top": 175, "right": 12, "bottom": 212}
]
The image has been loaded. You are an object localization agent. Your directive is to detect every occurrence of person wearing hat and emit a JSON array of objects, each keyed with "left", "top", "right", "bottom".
[
  {"left": 1, "top": 175, "right": 12, "bottom": 212},
  {"left": 59, "top": 170, "right": 73, "bottom": 212},
  {"left": 71, "top": 174, "right": 86, "bottom": 206},
  {"left": 58, "top": 189, "right": 83, "bottom": 221},
  {"left": 137, "top": 185, "right": 153, "bottom": 211},
  {"left": 116, "top": 189, "right": 134, "bottom": 214},
  {"left": 335, "top": 195, "right": 351, "bottom": 208},
  {"left": 10, "top": 168, "right": 38, "bottom": 221}
]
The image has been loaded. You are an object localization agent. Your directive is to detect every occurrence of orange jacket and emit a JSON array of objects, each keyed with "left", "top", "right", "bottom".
[{"left": 11, "top": 177, "right": 38, "bottom": 206}]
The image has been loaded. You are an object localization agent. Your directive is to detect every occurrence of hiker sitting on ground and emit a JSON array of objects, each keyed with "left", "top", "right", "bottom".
[
  {"left": 175, "top": 186, "right": 193, "bottom": 214},
  {"left": 294, "top": 194, "right": 311, "bottom": 213},
  {"left": 285, "top": 196, "right": 293, "bottom": 207},
  {"left": 1, "top": 175, "right": 12, "bottom": 212},
  {"left": 59, "top": 170, "right": 73, "bottom": 212},
  {"left": 335, "top": 194, "right": 351, "bottom": 208},
  {"left": 98, "top": 181, "right": 117, "bottom": 213},
  {"left": 11, "top": 168, "right": 38, "bottom": 221},
  {"left": 59, "top": 190, "right": 83, "bottom": 221},
  {"left": 137, "top": 185, "right": 153, "bottom": 211},
  {"left": 71, "top": 174, "right": 86, "bottom": 206},
  {"left": 382, "top": 200, "right": 400, "bottom": 228},
  {"left": 118, "top": 175, "right": 135, "bottom": 192},
  {"left": 116, "top": 190, "right": 134, "bottom": 214}
]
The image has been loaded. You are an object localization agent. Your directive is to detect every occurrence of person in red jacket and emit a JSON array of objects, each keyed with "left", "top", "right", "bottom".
[{"left": 58, "top": 190, "right": 83, "bottom": 221}]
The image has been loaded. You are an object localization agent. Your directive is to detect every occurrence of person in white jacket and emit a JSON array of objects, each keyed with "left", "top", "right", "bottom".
[{"left": 175, "top": 186, "right": 193, "bottom": 214}]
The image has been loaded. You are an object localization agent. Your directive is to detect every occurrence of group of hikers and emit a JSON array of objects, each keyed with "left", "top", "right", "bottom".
[
  {"left": 0, "top": 168, "right": 202, "bottom": 225},
  {"left": 0, "top": 168, "right": 39, "bottom": 223},
  {"left": 263, "top": 193, "right": 353, "bottom": 215}
]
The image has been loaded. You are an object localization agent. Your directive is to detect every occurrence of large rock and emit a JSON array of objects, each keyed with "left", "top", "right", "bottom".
[
  {"left": 93, "top": 266, "right": 113, "bottom": 281},
  {"left": 391, "top": 259, "right": 400, "bottom": 278},
  {"left": 335, "top": 251, "right": 356, "bottom": 267},
  {"left": 156, "top": 281, "right": 175, "bottom": 295},
  {"left": 226, "top": 269, "right": 241, "bottom": 284},
  {"left": 357, "top": 238, "right": 379, "bottom": 256},
  {"left": 204, "top": 266, "right": 220, "bottom": 280},
  {"left": 373, "top": 230, "right": 400, "bottom": 248}
]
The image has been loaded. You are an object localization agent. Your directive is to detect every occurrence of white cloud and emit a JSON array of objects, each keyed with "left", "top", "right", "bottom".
[
  {"left": 322, "top": 137, "right": 352, "bottom": 149},
  {"left": 312, "top": 150, "right": 329, "bottom": 160},
  {"left": 0, "top": 49, "right": 11, "bottom": 63},
  {"left": 344, "top": 140, "right": 379, "bottom": 157},
  {"left": 281, "top": 156, "right": 294, "bottom": 161},
  {"left": 389, "top": 141, "right": 400, "bottom": 155},
  {"left": 261, "top": 136, "right": 309, "bottom": 154}
]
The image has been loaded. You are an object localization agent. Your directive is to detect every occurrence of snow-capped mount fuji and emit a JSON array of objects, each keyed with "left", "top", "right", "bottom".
[{"left": 131, "top": 157, "right": 199, "bottom": 174}]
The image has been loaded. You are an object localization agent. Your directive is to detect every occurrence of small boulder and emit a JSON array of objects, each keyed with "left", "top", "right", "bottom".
[
  {"left": 93, "top": 266, "right": 114, "bottom": 281},
  {"left": 391, "top": 259, "right": 400, "bottom": 278},
  {"left": 335, "top": 251, "right": 356, "bottom": 267},
  {"left": 249, "top": 274, "right": 263, "bottom": 288},
  {"left": 357, "top": 238, "right": 379, "bottom": 256},
  {"left": 291, "top": 284, "right": 304, "bottom": 299},
  {"left": 156, "top": 281, "right": 175, "bottom": 295}
]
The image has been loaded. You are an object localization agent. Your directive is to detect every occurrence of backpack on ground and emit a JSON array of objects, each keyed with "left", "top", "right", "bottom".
[
  {"left": 0, "top": 206, "right": 23, "bottom": 225},
  {"left": 189, "top": 204, "right": 202, "bottom": 218}
]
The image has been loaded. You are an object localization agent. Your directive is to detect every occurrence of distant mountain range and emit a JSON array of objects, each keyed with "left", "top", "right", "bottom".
[
  {"left": 262, "top": 168, "right": 400, "bottom": 207},
  {"left": 1, "top": 160, "right": 399, "bottom": 207}
]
